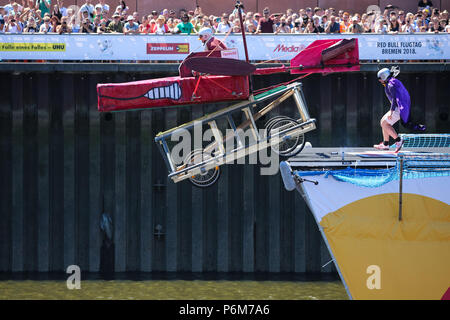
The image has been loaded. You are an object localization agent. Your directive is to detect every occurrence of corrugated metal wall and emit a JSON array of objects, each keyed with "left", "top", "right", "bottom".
[{"left": 0, "top": 70, "right": 448, "bottom": 273}]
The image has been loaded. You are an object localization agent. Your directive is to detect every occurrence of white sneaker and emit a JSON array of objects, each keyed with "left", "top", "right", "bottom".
[
  {"left": 395, "top": 139, "right": 404, "bottom": 153},
  {"left": 373, "top": 142, "right": 389, "bottom": 150}
]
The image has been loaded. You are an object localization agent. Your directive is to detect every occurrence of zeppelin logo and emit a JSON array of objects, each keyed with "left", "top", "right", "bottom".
[
  {"left": 147, "top": 43, "right": 190, "bottom": 54},
  {"left": 273, "top": 44, "right": 305, "bottom": 53}
]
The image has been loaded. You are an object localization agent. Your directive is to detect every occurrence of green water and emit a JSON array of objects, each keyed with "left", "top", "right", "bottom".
[{"left": 0, "top": 280, "right": 348, "bottom": 300}]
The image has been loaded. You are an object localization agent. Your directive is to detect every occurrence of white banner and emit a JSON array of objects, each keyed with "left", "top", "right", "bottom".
[{"left": 0, "top": 33, "right": 449, "bottom": 61}]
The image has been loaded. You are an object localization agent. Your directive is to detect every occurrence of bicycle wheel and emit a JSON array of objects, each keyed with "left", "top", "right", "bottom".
[
  {"left": 267, "top": 118, "right": 306, "bottom": 157},
  {"left": 183, "top": 149, "right": 221, "bottom": 188}
]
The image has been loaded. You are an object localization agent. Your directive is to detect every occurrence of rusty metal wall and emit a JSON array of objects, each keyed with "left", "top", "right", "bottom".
[{"left": 0, "top": 69, "right": 448, "bottom": 273}]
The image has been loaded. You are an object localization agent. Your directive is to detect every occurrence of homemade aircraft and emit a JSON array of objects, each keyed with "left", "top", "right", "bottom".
[{"left": 97, "top": 1, "right": 360, "bottom": 187}]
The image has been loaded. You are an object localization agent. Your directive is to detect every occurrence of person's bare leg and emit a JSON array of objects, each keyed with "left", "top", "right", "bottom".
[{"left": 381, "top": 120, "right": 398, "bottom": 140}]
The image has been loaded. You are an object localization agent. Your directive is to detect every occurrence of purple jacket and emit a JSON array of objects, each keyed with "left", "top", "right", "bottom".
[{"left": 385, "top": 77, "right": 411, "bottom": 123}]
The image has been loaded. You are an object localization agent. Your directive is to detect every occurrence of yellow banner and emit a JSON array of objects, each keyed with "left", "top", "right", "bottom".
[{"left": 0, "top": 43, "right": 66, "bottom": 51}]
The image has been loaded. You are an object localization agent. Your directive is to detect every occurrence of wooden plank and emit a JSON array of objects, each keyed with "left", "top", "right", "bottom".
[
  {"left": 176, "top": 107, "right": 192, "bottom": 272},
  {"left": 280, "top": 187, "right": 294, "bottom": 273},
  {"left": 151, "top": 108, "right": 166, "bottom": 271},
  {"left": 0, "top": 73, "right": 12, "bottom": 272},
  {"left": 23, "top": 73, "right": 39, "bottom": 272},
  {"left": 372, "top": 75, "right": 384, "bottom": 143},
  {"left": 203, "top": 104, "right": 218, "bottom": 272},
  {"left": 294, "top": 191, "right": 306, "bottom": 273},
  {"left": 305, "top": 205, "right": 321, "bottom": 273},
  {"left": 11, "top": 74, "right": 24, "bottom": 272},
  {"left": 346, "top": 74, "right": 358, "bottom": 146},
  {"left": 88, "top": 74, "right": 101, "bottom": 272},
  {"left": 242, "top": 164, "right": 254, "bottom": 272},
  {"left": 191, "top": 105, "right": 204, "bottom": 272},
  {"left": 75, "top": 74, "right": 90, "bottom": 271},
  {"left": 254, "top": 171, "right": 268, "bottom": 272},
  {"left": 126, "top": 110, "right": 141, "bottom": 271},
  {"left": 37, "top": 73, "right": 50, "bottom": 272},
  {"left": 49, "top": 73, "right": 66, "bottom": 272},
  {"left": 100, "top": 77, "right": 116, "bottom": 274},
  {"left": 203, "top": 182, "right": 218, "bottom": 271},
  {"left": 216, "top": 165, "right": 229, "bottom": 272},
  {"left": 268, "top": 170, "right": 280, "bottom": 272},
  {"left": 319, "top": 74, "right": 332, "bottom": 146},
  {"left": 140, "top": 109, "right": 153, "bottom": 272},
  {"left": 436, "top": 72, "right": 449, "bottom": 133},
  {"left": 165, "top": 108, "right": 178, "bottom": 272},
  {"left": 114, "top": 110, "right": 126, "bottom": 272},
  {"left": 320, "top": 236, "right": 333, "bottom": 273},
  {"left": 359, "top": 73, "right": 372, "bottom": 146},
  {"left": 425, "top": 74, "right": 436, "bottom": 133},
  {"left": 63, "top": 74, "right": 76, "bottom": 270}
]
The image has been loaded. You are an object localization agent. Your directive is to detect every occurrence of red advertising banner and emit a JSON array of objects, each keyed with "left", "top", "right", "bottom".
[{"left": 146, "top": 43, "right": 190, "bottom": 54}]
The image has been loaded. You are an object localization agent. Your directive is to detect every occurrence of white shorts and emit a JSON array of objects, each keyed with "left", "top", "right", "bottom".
[{"left": 381, "top": 108, "right": 401, "bottom": 125}]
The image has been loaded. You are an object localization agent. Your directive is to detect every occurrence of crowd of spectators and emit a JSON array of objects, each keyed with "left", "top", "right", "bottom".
[{"left": 0, "top": 0, "right": 449, "bottom": 34}]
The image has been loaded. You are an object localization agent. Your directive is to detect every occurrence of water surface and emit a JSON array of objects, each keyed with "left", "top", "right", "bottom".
[{"left": 0, "top": 279, "right": 348, "bottom": 300}]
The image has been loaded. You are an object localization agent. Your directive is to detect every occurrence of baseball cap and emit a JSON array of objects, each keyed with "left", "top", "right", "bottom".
[
  {"left": 127, "top": 15, "right": 134, "bottom": 21},
  {"left": 352, "top": 16, "right": 358, "bottom": 21}
]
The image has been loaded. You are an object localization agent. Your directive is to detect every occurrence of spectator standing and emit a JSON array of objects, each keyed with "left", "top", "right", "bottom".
[
  {"left": 39, "top": 15, "right": 52, "bottom": 32},
  {"left": 79, "top": 17, "right": 94, "bottom": 33},
  {"left": 398, "top": 10, "right": 405, "bottom": 26},
  {"left": 303, "top": 21, "right": 315, "bottom": 33},
  {"left": 93, "top": 4, "right": 103, "bottom": 19},
  {"left": 445, "top": 23, "right": 450, "bottom": 33},
  {"left": 217, "top": 13, "right": 232, "bottom": 33},
  {"left": 441, "top": 10, "right": 448, "bottom": 24},
  {"left": 97, "top": 0, "right": 109, "bottom": 13},
  {"left": 312, "top": 16, "right": 324, "bottom": 33},
  {"left": 138, "top": 14, "right": 151, "bottom": 33},
  {"left": 389, "top": 15, "right": 400, "bottom": 33},
  {"left": 132, "top": 11, "right": 140, "bottom": 24},
  {"left": 256, "top": 7, "right": 274, "bottom": 33},
  {"left": 79, "top": 0, "right": 94, "bottom": 22},
  {"left": 418, "top": 0, "right": 433, "bottom": 10},
  {"left": 175, "top": 13, "right": 194, "bottom": 34},
  {"left": 96, "top": 19, "right": 107, "bottom": 33},
  {"left": 339, "top": 12, "right": 350, "bottom": 32},
  {"left": 250, "top": 12, "right": 259, "bottom": 27},
  {"left": 151, "top": 15, "right": 168, "bottom": 34},
  {"left": 291, "top": 18, "right": 303, "bottom": 33},
  {"left": 167, "top": 18, "right": 176, "bottom": 33},
  {"left": 24, "top": 15, "right": 38, "bottom": 32},
  {"left": 68, "top": 14, "right": 79, "bottom": 32},
  {"left": 123, "top": 15, "right": 138, "bottom": 34},
  {"left": 325, "top": 15, "right": 340, "bottom": 33},
  {"left": 438, "top": 19, "right": 447, "bottom": 32},
  {"left": 115, "top": 0, "right": 128, "bottom": 17},
  {"left": 49, "top": 14, "right": 59, "bottom": 31},
  {"left": 5, "top": 15, "right": 22, "bottom": 32},
  {"left": 348, "top": 16, "right": 363, "bottom": 33},
  {"left": 374, "top": 18, "right": 388, "bottom": 33},
  {"left": 4, "top": 0, "right": 16, "bottom": 15},
  {"left": 106, "top": 12, "right": 123, "bottom": 33},
  {"left": 56, "top": 15, "right": 71, "bottom": 33},
  {"left": 193, "top": 15, "right": 206, "bottom": 32},
  {"left": 35, "top": 0, "right": 51, "bottom": 17},
  {"left": 246, "top": 21, "right": 257, "bottom": 33},
  {"left": 56, "top": 0, "right": 66, "bottom": 16},
  {"left": 402, "top": 15, "right": 417, "bottom": 33}
]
